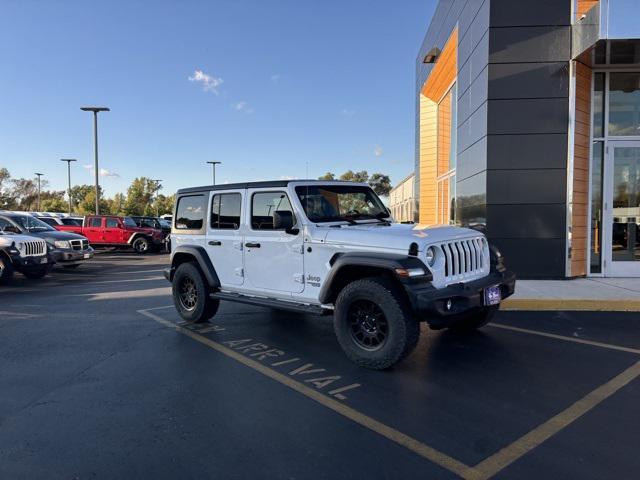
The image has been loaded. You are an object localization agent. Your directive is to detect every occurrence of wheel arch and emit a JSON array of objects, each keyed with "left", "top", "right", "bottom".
[
  {"left": 169, "top": 245, "right": 220, "bottom": 289},
  {"left": 318, "top": 252, "right": 429, "bottom": 305}
]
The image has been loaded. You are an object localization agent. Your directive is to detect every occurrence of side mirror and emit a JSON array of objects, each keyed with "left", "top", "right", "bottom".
[{"left": 273, "top": 210, "right": 298, "bottom": 235}]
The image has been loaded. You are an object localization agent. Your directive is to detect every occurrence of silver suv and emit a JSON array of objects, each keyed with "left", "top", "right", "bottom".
[{"left": 164, "top": 180, "right": 515, "bottom": 369}]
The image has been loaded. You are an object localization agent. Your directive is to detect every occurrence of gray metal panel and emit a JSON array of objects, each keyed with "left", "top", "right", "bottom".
[
  {"left": 488, "top": 63, "right": 569, "bottom": 99},
  {"left": 488, "top": 238, "right": 566, "bottom": 277},
  {"left": 486, "top": 204, "right": 566, "bottom": 239},
  {"left": 458, "top": 0, "right": 488, "bottom": 43},
  {"left": 486, "top": 169, "right": 567, "bottom": 205},
  {"left": 490, "top": 0, "right": 570, "bottom": 27},
  {"left": 457, "top": 136, "right": 487, "bottom": 182},
  {"left": 487, "top": 134, "right": 568, "bottom": 170},
  {"left": 489, "top": 26, "right": 571, "bottom": 64},
  {"left": 487, "top": 98, "right": 569, "bottom": 135}
]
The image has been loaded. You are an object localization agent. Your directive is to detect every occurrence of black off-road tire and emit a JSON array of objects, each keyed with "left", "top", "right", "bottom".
[
  {"left": 22, "top": 266, "right": 50, "bottom": 279},
  {"left": 0, "top": 255, "right": 14, "bottom": 285},
  {"left": 334, "top": 277, "right": 420, "bottom": 370},
  {"left": 172, "top": 262, "right": 220, "bottom": 323},
  {"left": 448, "top": 305, "right": 499, "bottom": 333},
  {"left": 132, "top": 236, "right": 150, "bottom": 254}
]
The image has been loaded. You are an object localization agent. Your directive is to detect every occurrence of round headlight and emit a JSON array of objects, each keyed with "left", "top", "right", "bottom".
[
  {"left": 425, "top": 246, "right": 436, "bottom": 267},
  {"left": 16, "top": 242, "right": 25, "bottom": 252}
]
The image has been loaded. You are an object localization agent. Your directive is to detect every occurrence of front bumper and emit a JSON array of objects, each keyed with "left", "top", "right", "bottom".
[
  {"left": 404, "top": 270, "right": 516, "bottom": 327},
  {"left": 9, "top": 253, "right": 51, "bottom": 272},
  {"left": 50, "top": 246, "right": 94, "bottom": 264}
]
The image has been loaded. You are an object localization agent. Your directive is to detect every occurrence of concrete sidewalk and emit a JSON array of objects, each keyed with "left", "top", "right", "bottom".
[{"left": 502, "top": 277, "right": 640, "bottom": 311}]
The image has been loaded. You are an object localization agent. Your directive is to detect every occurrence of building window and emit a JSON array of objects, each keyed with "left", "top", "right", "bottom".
[
  {"left": 590, "top": 142, "right": 604, "bottom": 273},
  {"left": 608, "top": 72, "right": 640, "bottom": 136}
]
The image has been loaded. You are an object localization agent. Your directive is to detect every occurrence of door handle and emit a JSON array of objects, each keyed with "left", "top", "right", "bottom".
[
  {"left": 208, "top": 240, "right": 222, "bottom": 246},
  {"left": 245, "top": 242, "right": 261, "bottom": 248}
]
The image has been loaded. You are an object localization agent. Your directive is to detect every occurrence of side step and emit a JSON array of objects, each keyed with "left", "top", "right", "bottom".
[{"left": 210, "top": 291, "right": 326, "bottom": 315}]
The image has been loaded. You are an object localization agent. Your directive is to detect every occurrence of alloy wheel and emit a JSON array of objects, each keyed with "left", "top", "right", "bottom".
[
  {"left": 178, "top": 276, "right": 198, "bottom": 311},
  {"left": 348, "top": 299, "right": 389, "bottom": 351}
]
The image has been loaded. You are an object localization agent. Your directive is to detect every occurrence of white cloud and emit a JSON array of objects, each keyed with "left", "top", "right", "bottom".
[
  {"left": 270, "top": 74, "right": 281, "bottom": 83},
  {"left": 340, "top": 108, "right": 356, "bottom": 116},
  {"left": 83, "top": 164, "right": 120, "bottom": 178},
  {"left": 233, "top": 101, "right": 254, "bottom": 114},
  {"left": 188, "top": 69, "right": 223, "bottom": 94},
  {"left": 374, "top": 145, "right": 383, "bottom": 157}
]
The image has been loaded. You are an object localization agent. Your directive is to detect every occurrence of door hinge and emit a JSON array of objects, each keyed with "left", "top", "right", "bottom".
[
  {"left": 235, "top": 267, "right": 244, "bottom": 277},
  {"left": 293, "top": 273, "right": 304, "bottom": 283}
]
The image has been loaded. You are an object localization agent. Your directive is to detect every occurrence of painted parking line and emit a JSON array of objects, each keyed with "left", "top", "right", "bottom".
[
  {"left": 472, "top": 360, "right": 640, "bottom": 479},
  {"left": 138, "top": 308, "right": 476, "bottom": 479},
  {"left": 139, "top": 307, "right": 640, "bottom": 479},
  {"left": 489, "top": 322, "right": 640, "bottom": 355}
]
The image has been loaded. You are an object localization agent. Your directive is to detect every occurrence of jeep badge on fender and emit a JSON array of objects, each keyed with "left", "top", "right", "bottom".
[{"left": 164, "top": 180, "right": 516, "bottom": 370}]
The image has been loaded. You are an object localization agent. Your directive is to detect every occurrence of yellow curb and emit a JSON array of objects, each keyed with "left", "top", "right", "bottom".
[{"left": 502, "top": 298, "right": 640, "bottom": 312}]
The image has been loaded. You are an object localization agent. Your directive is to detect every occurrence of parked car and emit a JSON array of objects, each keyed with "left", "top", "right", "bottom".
[
  {"left": 0, "top": 225, "right": 51, "bottom": 283},
  {"left": 131, "top": 216, "right": 171, "bottom": 251},
  {"left": 35, "top": 215, "right": 83, "bottom": 227},
  {"left": 56, "top": 215, "right": 164, "bottom": 254},
  {"left": 0, "top": 213, "right": 94, "bottom": 269},
  {"left": 164, "top": 180, "right": 516, "bottom": 370}
]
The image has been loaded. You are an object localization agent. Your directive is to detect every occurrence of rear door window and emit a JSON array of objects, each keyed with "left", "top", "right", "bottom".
[
  {"left": 106, "top": 218, "right": 119, "bottom": 228},
  {"left": 89, "top": 217, "right": 102, "bottom": 227},
  {"left": 211, "top": 193, "right": 241, "bottom": 230}
]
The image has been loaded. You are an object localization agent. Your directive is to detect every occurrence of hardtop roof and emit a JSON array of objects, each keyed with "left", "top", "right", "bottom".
[{"left": 176, "top": 179, "right": 365, "bottom": 195}]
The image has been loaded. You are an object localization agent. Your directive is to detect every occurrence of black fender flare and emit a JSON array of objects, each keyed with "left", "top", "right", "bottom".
[
  {"left": 169, "top": 245, "right": 220, "bottom": 289},
  {"left": 318, "top": 252, "right": 431, "bottom": 304}
]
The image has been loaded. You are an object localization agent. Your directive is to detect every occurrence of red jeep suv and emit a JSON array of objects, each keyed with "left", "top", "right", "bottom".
[{"left": 56, "top": 215, "right": 164, "bottom": 253}]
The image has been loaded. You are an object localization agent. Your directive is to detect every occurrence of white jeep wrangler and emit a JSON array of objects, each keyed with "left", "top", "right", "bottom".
[
  {"left": 0, "top": 228, "right": 50, "bottom": 284},
  {"left": 165, "top": 180, "right": 515, "bottom": 369}
]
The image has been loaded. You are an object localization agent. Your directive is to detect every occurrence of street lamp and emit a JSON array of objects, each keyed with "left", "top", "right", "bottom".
[
  {"left": 80, "top": 106, "right": 110, "bottom": 214},
  {"left": 151, "top": 179, "right": 163, "bottom": 217},
  {"left": 35, "top": 173, "right": 44, "bottom": 211},
  {"left": 60, "top": 159, "right": 77, "bottom": 215},
  {"left": 206, "top": 161, "right": 222, "bottom": 185}
]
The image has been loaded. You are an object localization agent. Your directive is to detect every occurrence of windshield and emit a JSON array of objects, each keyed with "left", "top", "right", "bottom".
[
  {"left": 10, "top": 215, "right": 55, "bottom": 232},
  {"left": 123, "top": 217, "right": 137, "bottom": 227},
  {"left": 295, "top": 185, "right": 389, "bottom": 223}
]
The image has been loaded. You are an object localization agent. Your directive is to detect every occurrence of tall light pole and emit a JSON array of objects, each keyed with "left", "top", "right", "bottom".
[
  {"left": 81, "top": 106, "right": 110, "bottom": 214},
  {"left": 35, "top": 173, "right": 44, "bottom": 211},
  {"left": 206, "top": 161, "right": 221, "bottom": 185},
  {"left": 60, "top": 159, "right": 77, "bottom": 215},
  {"left": 151, "top": 179, "right": 162, "bottom": 217}
]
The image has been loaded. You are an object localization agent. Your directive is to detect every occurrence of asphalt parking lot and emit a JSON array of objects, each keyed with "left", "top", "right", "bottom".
[{"left": 1, "top": 255, "right": 639, "bottom": 479}]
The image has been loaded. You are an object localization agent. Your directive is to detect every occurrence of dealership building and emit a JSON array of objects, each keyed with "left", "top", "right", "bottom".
[{"left": 415, "top": 0, "right": 640, "bottom": 278}]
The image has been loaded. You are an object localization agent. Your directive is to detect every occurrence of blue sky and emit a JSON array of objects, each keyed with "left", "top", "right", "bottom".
[{"left": 0, "top": 0, "right": 435, "bottom": 197}]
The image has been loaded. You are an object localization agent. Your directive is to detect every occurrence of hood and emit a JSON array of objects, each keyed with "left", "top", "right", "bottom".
[
  {"left": 0, "top": 233, "right": 47, "bottom": 246},
  {"left": 321, "top": 222, "right": 482, "bottom": 252},
  {"left": 26, "top": 230, "right": 87, "bottom": 242}
]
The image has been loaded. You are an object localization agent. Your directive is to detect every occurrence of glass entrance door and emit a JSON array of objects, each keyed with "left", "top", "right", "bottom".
[{"left": 604, "top": 142, "right": 640, "bottom": 277}]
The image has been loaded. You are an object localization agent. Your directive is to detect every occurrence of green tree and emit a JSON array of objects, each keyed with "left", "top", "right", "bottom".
[
  {"left": 368, "top": 173, "right": 392, "bottom": 197},
  {"left": 107, "top": 193, "right": 126, "bottom": 215},
  {"left": 0, "top": 168, "right": 16, "bottom": 209},
  {"left": 123, "top": 177, "right": 161, "bottom": 216},
  {"left": 41, "top": 197, "right": 68, "bottom": 212},
  {"left": 77, "top": 189, "right": 110, "bottom": 215},
  {"left": 154, "top": 193, "right": 175, "bottom": 216},
  {"left": 318, "top": 172, "right": 335, "bottom": 180},
  {"left": 339, "top": 170, "right": 369, "bottom": 183}
]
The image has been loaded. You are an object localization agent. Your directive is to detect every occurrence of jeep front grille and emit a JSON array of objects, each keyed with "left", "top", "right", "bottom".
[
  {"left": 22, "top": 241, "right": 46, "bottom": 257},
  {"left": 438, "top": 237, "right": 488, "bottom": 284}
]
